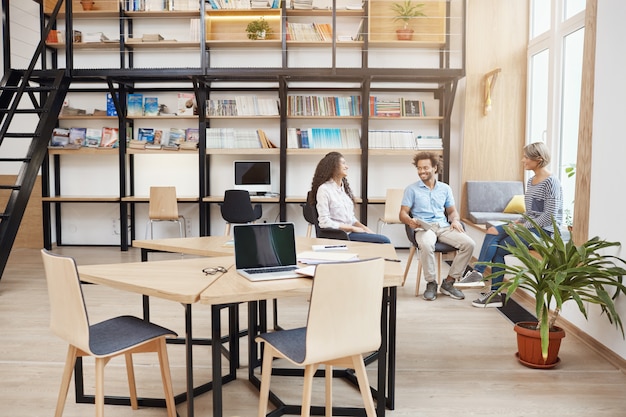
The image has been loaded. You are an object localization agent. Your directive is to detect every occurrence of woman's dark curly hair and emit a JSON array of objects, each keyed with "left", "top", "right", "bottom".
[{"left": 308, "top": 151, "right": 354, "bottom": 204}]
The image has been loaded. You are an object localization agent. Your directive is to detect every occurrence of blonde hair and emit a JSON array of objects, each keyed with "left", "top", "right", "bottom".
[{"left": 523, "top": 142, "right": 551, "bottom": 168}]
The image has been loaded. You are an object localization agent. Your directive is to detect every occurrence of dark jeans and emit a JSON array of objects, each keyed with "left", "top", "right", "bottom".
[{"left": 348, "top": 232, "right": 391, "bottom": 244}]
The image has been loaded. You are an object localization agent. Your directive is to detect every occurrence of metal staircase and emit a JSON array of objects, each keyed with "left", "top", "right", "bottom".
[{"left": 0, "top": 0, "right": 70, "bottom": 280}]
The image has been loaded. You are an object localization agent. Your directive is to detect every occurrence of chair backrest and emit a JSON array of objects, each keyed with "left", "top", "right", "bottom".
[
  {"left": 302, "top": 191, "right": 350, "bottom": 241},
  {"left": 304, "top": 258, "right": 385, "bottom": 364},
  {"left": 381, "top": 188, "right": 405, "bottom": 223},
  {"left": 221, "top": 189, "right": 261, "bottom": 223},
  {"left": 41, "top": 249, "right": 92, "bottom": 354},
  {"left": 149, "top": 186, "right": 179, "bottom": 220}
]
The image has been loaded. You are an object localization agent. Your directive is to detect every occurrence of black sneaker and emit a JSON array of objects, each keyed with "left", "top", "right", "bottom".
[
  {"left": 471, "top": 290, "right": 503, "bottom": 308},
  {"left": 423, "top": 281, "right": 437, "bottom": 301}
]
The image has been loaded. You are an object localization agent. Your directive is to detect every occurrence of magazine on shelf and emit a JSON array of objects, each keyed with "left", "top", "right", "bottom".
[
  {"left": 100, "top": 127, "right": 119, "bottom": 148},
  {"left": 143, "top": 97, "right": 159, "bottom": 116},
  {"left": 68, "top": 127, "right": 87, "bottom": 147},
  {"left": 127, "top": 93, "right": 144, "bottom": 117},
  {"left": 85, "top": 128, "right": 102, "bottom": 147},
  {"left": 137, "top": 127, "right": 155, "bottom": 143},
  {"left": 177, "top": 93, "right": 196, "bottom": 115},
  {"left": 168, "top": 128, "right": 186, "bottom": 145},
  {"left": 50, "top": 128, "right": 70, "bottom": 147}
]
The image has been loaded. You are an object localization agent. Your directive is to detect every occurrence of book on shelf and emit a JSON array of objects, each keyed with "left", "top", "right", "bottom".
[
  {"left": 127, "top": 93, "right": 144, "bottom": 117},
  {"left": 68, "top": 127, "right": 87, "bottom": 147},
  {"left": 189, "top": 18, "right": 201, "bottom": 42},
  {"left": 185, "top": 128, "right": 200, "bottom": 143},
  {"left": 153, "top": 129, "right": 168, "bottom": 146},
  {"left": 179, "top": 141, "right": 198, "bottom": 150},
  {"left": 287, "top": 127, "right": 360, "bottom": 149},
  {"left": 370, "top": 96, "right": 402, "bottom": 117},
  {"left": 143, "top": 97, "right": 159, "bottom": 116},
  {"left": 177, "top": 93, "right": 196, "bottom": 116},
  {"left": 145, "top": 0, "right": 165, "bottom": 11},
  {"left": 137, "top": 128, "right": 156, "bottom": 143},
  {"left": 106, "top": 93, "right": 118, "bottom": 117},
  {"left": 415, "top": 136, "right": 443, "bottom": 150},
  {"left": 50, "top": 128, "right": 70, "bottom": 147},
  {"left": 401, "top": 99, "right": 425, "bottom": 117},
  {"left": 85, "top": 128, "right": 102, "bottom": 147},
  {"left": 100, "top": 127, "right": 119, "bottom": 148},
  {"left": 368, "top": 130, "right": 415, "bottom": 149}
]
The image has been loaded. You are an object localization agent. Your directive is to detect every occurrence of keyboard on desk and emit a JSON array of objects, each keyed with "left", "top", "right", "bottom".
[{"left": 245, "top": 265, "right": 297, "bottom": 274}]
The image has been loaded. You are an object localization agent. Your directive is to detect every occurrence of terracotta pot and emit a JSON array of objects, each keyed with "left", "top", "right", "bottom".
[
  {"left": 396, "top": 29, "right": 414, "bottom": 41},
  {"left": 514, "top": 321, "right": 565, "bottom": 369},
  {"left": 80, "top": 1, "right": 95, "bottom": 11}
]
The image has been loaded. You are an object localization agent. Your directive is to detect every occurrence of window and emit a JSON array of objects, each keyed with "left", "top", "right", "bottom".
[{"left": 527, "top": 0, "right": 585, "bottom": 225}]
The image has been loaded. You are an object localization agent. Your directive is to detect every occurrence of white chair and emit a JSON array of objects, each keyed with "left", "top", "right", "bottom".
[
  {"left": 377, "top": 188, "right": 405, "bottom": 234},
  {"left": 256, "top": 258, "right": 385, "bottom": 417},
  {"left": 146, "top": 186, "right": 186, "bottom": 239},
  {"left": 41, "top": 249, "right": 177, "bottom": 417}
]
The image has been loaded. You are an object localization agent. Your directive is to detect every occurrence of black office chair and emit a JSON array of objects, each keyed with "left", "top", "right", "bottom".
[
  {"left": 220, "top": 189, "right": 263, "bottom": 235},
  {"left": 302, "top": 191, "right": 350, "bottom": 240},
  {"left": 402, "top": 223, "right": 460, "bottom": 297}
]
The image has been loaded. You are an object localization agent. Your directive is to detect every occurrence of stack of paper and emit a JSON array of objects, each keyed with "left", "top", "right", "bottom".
[{"left": 297, "top": 251, "right": 358, "bottom": 264}]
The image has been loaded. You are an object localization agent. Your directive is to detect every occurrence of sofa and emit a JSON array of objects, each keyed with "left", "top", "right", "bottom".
[{"left": 466, "top": 181, "right": 525, "bottom": 225}]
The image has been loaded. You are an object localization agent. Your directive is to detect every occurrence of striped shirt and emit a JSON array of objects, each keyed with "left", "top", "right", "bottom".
[{"left": 524, "top": 175, "right": 563, "bottom": 232}]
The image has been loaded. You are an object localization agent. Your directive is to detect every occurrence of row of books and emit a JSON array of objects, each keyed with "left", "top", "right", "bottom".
[
  {"left": 206, "top": 128, "right": 277, "bottom": 148},
  {"left": 127, "top": 93, "right": 197, "bottom": 117},
  {"left": 130, "top": 127, "right": 199, "bottom": 149},
  {"left": 207, "top": 97, "right": 279, "bottom": 116},
  {"left": 50, "top": 127, "right": 119, "bottom": 149},
  {"left": 287, "top": 127, "right": 360, "bottom": 149},
  {"left": 286, "top": 95, "right": 362, "bottom": 117},
  {"left": 207, "top": 0, "right": 281, "bottom": 8},
  {"left": 286, "top": 22, "right": 332, "bottom": 42},
  {"left": 369, "top": 97, "right": 428, "bottom": 117},
  {"left": 124, "top": 0, "right": 200, "bottom": 11},
  {"left": 368, "top": 131, "right": 442, "bottom": 150}
]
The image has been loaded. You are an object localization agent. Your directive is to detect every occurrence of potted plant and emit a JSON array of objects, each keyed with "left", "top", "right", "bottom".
[
  {"left": 482, "top": 215, "right": 626, "bottom": 368},
  {"left": 246, "top": 17, "right": 272, "bottom": 40},
  {"left": 391, "top": 0, "right": 426, "bottom": 41},
  {"left": 80, "top": 0, "right": 95, "bottom": 11}
]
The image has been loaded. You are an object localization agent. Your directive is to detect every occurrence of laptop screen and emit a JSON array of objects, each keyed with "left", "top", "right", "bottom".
[{"left": 234, "top": 223, "right": 297, "bottom": 269}]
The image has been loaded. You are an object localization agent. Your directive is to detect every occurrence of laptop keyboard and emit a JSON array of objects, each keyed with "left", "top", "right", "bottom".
[{"left": 245, "top": 266, "right": 298, "bottom": 274}]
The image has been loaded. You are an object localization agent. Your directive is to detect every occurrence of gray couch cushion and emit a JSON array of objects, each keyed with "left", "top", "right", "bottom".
[{"left": 466, "top": 181, "right": 525, "bottom": 225}]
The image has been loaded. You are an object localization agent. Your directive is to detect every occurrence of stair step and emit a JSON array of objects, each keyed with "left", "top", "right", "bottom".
[
  {"left": 0, "top": 109, "right": 48, "bottom": 114},
  {"left": 1, "top": 85, "right": 57, "bottom": 93},
  {"left": 2, "top": 133, "right": 39, "bottom": 138},
  {"left": 0, "top": 185, "right": 21, "bottom": 190},
  {"left": 0, "top": 158, "right": 31, "bottom": 163}
]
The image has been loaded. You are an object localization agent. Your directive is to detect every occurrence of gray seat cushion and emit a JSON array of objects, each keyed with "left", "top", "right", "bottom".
[{"left": 466, "top": 181, "right": 524, "bottom": 225}]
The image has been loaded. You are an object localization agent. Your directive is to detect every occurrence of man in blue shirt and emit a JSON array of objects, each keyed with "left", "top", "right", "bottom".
[{"left": 399, "top": 152, "right": 478, "bottom": 301}]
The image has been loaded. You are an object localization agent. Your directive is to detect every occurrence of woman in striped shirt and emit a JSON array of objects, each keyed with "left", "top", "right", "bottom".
[{"left": 469, "top": 142, "right": 563, "bottom": 308}]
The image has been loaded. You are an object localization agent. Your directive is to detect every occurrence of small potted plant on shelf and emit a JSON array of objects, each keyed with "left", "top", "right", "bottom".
[
  {"left": 246, "top": 17, "right": 273, "bottom": 40},
  {"left": 391, "top": 0, "right": 426, "bottom": 41},
  {"left": 80, "top": 0, "right": 95, "bottom": 11},
  {"left": 481, "top": 215, "right": 626, "bottom": 369}
]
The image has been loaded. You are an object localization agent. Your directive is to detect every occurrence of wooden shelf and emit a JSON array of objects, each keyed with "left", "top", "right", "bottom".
[
  {"left": 125, "top": 41, "right": 200, "bottom": 49},
  {"left": 285, "top": 9, "right": 365, "bottom": 17},
  {"left": 58, "top": 115, "right": 118, "bottom": 120},
  {"left": 47, "top": 147, "right": 118, "bottom": 155},
  {"left": 206, "top": 148, "right": 280, "bottom": 155},
  {"left": 206, "top": 9, "right": 282, "bottom": 42},
  {"left": 46, "top": 42, "right": 122, "bottom": 50},
  {"left": 124, "top": 11, "right": 200, "bottom": 18},
  {"left": 42, "top": 196, "right": 120, "bottom": 202},
  {"left": 287, "top": 148, "right": 361, "bottom": 155},
  {"left": 126, "top": 148, "right": 198, "bottom": 154},
  {"left": 122, "top": 196, "right": 199, "bottom": 202},
  {"left": 369, "top": 148, "right": 442, "bottom": 156}
]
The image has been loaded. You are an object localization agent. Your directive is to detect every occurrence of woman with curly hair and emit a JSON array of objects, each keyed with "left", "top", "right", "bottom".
[{"left": 309, "top": 152, "right": 390, "bottom": 244}]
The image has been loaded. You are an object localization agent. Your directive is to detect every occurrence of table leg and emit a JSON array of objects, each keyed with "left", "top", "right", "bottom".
[
  {"left": 212, "top": 304, "right": 223, "bottom": 417},
  {"left": 185, "top": 303, "right": 195, "bottom": 417}
]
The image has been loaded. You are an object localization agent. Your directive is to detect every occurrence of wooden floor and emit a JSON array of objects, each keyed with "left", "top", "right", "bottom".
[{"left": 2, "top": 246, "right": 626, "bottom": 417}]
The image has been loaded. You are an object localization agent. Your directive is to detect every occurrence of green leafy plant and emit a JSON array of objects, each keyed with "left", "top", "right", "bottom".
[
  {"left": 246, "top": 18, "right": 272, "bottom": 40},
  {"left": 391, "top": 0, "right": 426, "bottom": 30},
  {"left": 481, "top": 215, "right": 626, "bottom": 361}
]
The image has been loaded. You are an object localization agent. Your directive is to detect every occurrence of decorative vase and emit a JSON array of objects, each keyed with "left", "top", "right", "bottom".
[
  {"left": 396, "top": 28, "right": 414, "bottom": 41},
  {"left": 255, "top": 31, "right": 266, "bottom": 40},
  {"left": 80, "top": 1, "right": 95, "bottom": 11},
  {"left": 514, "top": 321, "right": 565, "bottom": 369}
]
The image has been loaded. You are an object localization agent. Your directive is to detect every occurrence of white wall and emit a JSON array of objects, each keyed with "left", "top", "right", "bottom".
[{"left": 558, "top": 0, "right": 626, "bottom": 360}]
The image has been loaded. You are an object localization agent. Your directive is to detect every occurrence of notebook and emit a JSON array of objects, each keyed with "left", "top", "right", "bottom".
[{"left": 234, "top": 222, "right": 302, "bottom": 281}]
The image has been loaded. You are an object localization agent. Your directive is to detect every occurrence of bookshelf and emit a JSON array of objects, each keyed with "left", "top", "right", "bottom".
[{"left": 39, "top": 0, "right": 465, "bottom": 246}]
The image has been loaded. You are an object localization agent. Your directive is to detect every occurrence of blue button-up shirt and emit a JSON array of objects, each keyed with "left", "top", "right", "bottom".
[{"left": 401, "top": 180, "right": 454, "bottom": 227}]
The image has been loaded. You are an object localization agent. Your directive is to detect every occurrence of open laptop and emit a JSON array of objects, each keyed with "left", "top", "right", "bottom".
[{"left": 234, "top": 222, "right": 302, "bottom": 281}]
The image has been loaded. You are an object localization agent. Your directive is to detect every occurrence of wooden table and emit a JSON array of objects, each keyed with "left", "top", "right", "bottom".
[{"left": 79, "top": 237, "right": 402, "bottom": 417}]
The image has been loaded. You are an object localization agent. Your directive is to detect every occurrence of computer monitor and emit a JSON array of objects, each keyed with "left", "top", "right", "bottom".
[{"left": 233, "top": 160, "right": 272, "bottom": 195}]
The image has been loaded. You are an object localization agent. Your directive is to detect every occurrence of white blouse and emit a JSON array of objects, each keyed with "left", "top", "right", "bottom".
[{"left": 316, "top": 180, "right": 357, "bottom": 230}]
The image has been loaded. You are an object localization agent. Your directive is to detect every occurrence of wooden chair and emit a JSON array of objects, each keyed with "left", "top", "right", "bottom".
[
  {"left": 401, "top": 224, "right": 459, "bottom": 296},
  {"left": 256, "top": 258, "right": 385, "bottom": 417},
  {"left": 220, "top": 189, "right": 262, "bottom": 236},
  {"left": 146, "top": 186, "right": 186, "bottom": 239},
  {"left": 40, "top": 249, "right": 177, "bottom": 417},
  {"left": 377, "top": 188, "right": 405, "bottom": 234}
]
